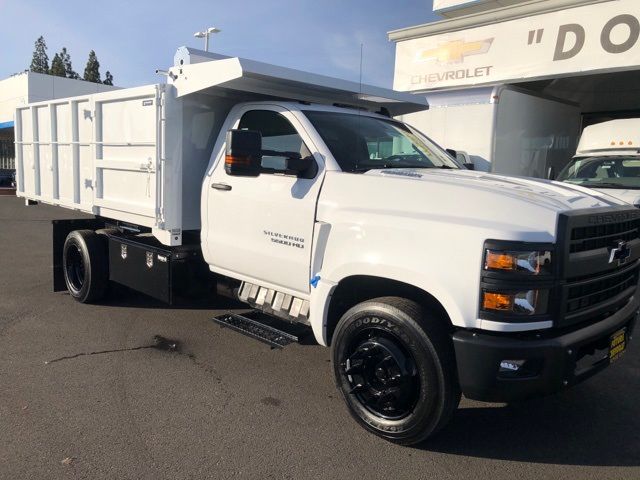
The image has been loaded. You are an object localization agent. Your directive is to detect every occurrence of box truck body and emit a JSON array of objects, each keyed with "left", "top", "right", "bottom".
[{"left": 398, "top": 85, "right": 581, "bottom": 178}]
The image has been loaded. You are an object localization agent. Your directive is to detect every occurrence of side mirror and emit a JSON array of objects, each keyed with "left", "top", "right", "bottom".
[
  {"left": 225, "top": 129, "right": 262, "bottom": 177},
  {"left": 463, "top": 162, "right": 475, "bottom": 170},
  {"left": 547, "top": 165, "right": 556, "bottom": 180}
]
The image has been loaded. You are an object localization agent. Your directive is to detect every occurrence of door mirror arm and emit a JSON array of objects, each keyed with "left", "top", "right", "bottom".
[{"left": 262, "top": 149, "right": 317, "bottom": 179}]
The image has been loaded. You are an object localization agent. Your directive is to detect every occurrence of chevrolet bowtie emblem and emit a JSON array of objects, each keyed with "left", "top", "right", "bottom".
[
  {"left": 609, "top": 240, "right": 631, "bottom": 266},
  {"left": 417, "top": 38, "right": 494, "bottom": 64}
]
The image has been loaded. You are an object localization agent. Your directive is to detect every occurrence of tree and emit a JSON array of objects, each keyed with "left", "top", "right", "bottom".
[
  {"left": 103, "top": 71, "right": 114, "bottom": 86},
  {"left": 60, "top": 47, "right": 79, "bottom": 79},
  {"left": 29, "top": 36, "right": 49, "bottom": 74},
  {"left": 83, "top": 50, "right": 101, "bottom": 83},
  {"left": 50, "top": 53, "right": 66, "bottom": 77}
]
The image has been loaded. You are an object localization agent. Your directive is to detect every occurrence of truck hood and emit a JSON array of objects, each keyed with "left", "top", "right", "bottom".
[
  {"left": 318, "top": 169, "right": 626, "bottom": 243},
  {"left": 369, "top": 168, "right": 624, "bottom": 211},
  {"left": 585, "top": 187, "right": 640, "bottom": 207}
]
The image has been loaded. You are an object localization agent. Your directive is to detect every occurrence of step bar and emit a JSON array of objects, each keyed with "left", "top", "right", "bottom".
[{"left": 212, "top": 312, "right": 299, "bottom": 349}]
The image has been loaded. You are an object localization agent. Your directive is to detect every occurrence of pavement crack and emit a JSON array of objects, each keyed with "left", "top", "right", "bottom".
[{"left": 44, "top": 335, "right": 179, "bottom": 365}]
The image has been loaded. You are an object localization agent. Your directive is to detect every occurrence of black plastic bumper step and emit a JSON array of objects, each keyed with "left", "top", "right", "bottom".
[{"left": 212, "top": 312, "right": 299, "bottom": 349}]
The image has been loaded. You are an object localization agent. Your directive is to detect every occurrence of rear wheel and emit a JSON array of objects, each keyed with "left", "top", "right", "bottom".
[
  {"left": 331, "top": 296, "right": 460, "bottom": 445},
  {"left": 63, "top": 230, "right": 109, "bottom": 303}
]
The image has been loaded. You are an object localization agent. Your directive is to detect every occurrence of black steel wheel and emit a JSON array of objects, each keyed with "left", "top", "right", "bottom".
[
  {"left": 62, "top": 230, "right": 109, "bottom": 303},
  {"left": 344, "top": 331, "right": 420, "bottom": 420},
  {"left": 332, "top": 297, "right": 460, "bottom": 445}
]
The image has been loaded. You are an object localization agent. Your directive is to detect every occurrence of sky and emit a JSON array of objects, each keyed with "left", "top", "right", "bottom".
[{"left": 0, "top": 0, "right": 438, "bottom": 89}]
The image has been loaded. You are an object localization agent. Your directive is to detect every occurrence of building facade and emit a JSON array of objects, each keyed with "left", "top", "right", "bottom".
[{"left": 389, "top": 0, "right": 640, "bottom": 177}]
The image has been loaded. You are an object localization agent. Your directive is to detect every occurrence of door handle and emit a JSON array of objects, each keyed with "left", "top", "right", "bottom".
[{"left": 212, "top": 183, "right": 232, "bottom": 191}]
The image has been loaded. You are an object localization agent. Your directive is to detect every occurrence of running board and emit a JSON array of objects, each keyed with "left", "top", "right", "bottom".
[
  {"left": 237, "top": 282, "right": 310, "bottom": 325},
  {"left": 212, "top": 312, "right": 299, "bottom": 349}
]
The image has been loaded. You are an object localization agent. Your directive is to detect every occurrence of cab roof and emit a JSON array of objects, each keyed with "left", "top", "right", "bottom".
[{"left": 577, "top": 119, "right": 640, "bottom": 156}]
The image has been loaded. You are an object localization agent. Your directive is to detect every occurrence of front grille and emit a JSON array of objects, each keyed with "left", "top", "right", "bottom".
[
  {"left": 566, "top": 264, "right": 639, "bottom": 314},
  {"left": 558, "top": 209, "right": 640, "bottom": 327},
  {"left": 570, "top": 219, "right": 640, "bottom": 253}
]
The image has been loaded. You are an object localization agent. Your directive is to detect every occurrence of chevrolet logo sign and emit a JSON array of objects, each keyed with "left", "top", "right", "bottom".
[
  {"left": 417, "top": 38, "right": 494, "bottom": 64},
  {"left": 609, "top": 240, "right": 631, "bottom": 266}
]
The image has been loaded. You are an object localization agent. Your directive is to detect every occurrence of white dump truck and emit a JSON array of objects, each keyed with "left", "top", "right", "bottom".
[
  {"left": 556, "top": 119, "right": 640, "bottom": 205},
  {"left": 14, "top": 48, "right": 639, "bottom": 445}
]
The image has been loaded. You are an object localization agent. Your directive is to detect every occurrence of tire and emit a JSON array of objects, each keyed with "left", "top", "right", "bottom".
[
  {"left": 331, "top": 296, "right": 461, "bottom": 445},
  {"left": 62, "top": 229, "right": 109, "bottom": 303}
]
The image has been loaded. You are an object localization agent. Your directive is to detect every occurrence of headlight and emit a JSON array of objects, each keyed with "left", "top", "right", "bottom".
[
  {"left": 482, "top": 290, "right": 549, "bottom": 315},
  {"left": 484, "top": 249, "right": 552, "bottom": 275}
]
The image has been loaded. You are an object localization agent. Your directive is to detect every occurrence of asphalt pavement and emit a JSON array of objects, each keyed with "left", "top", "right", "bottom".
[{"left": 0, "top": 196, "right": 639, "bottom": 479}]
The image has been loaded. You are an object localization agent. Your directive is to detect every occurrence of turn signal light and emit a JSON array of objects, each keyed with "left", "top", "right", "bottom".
[
  {"left": 485, "top": 252, "right": 515, "bottom": 271},
  {"left": 482, "top": 290, "right": 549, "bottom": 315},
  {"left": 483, "top": 292, "right": 513, "bottom": 311},
  {"left": 225, "top": 154, "right": 253, "bottom": 166}
]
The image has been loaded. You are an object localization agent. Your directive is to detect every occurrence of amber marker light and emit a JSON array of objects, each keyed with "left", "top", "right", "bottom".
[
  {"left": 225, "top": 154, "right": 253, "bottom": 166},
  {"left": 485, "top": 251, "right": 515, "bottom": 271},
  {"left": 483, "top": 292, "right": 513, "bottom": 311}
]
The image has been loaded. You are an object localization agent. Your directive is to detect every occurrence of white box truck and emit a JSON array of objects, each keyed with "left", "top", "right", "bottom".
[
  {"left": 555, "top": 119, "right": 640, "bottom": 205},
  {"left": 14, "top": 50, "right": 640, "bottom": 445},
  {"left": 397, "top": 85, "right": 581, "bottom": 177}
]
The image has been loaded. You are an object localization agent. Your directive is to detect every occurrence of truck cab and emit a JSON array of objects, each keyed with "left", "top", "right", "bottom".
[
  {"left": 201, "top": 99, "right": 639, "bottom": 442},
  {"left": 556, "top": 119, "right": 640, "bottom": 206}
]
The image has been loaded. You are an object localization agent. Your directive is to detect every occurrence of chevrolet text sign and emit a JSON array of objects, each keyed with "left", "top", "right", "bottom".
[{"left": 395, "top": 0, "right": 640, "bottom": 91}]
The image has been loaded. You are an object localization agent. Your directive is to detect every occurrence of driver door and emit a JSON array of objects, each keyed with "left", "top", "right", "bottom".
[{"left": 205, "top": 105, "right": 324, "bottom": 295}]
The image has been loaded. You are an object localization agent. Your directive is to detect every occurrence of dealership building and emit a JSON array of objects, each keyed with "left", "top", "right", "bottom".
[{"left": 389, "top": 0, "right": 640, "bottom": 177}]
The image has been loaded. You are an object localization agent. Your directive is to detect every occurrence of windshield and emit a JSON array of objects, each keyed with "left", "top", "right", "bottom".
[
  {"left": 303, "top": 110, "right": 461, "bottom": 173},
  {"left": 556, "top": 156, "right": 640, "bottom": 189}
]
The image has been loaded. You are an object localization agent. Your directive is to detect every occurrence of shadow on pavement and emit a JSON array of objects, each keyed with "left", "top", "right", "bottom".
[{"left": 420, "top": 387, "right": 640, "bottom": 467}]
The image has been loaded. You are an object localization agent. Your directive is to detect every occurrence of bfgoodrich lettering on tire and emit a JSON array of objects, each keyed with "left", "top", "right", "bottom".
[{"left": 331, "top": 296, "right": 461, "bottom": 445}]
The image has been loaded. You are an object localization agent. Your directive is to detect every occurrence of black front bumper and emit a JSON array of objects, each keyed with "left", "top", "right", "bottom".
[{"left": 453, "top": 296, "right": 639, "bottom": 402}]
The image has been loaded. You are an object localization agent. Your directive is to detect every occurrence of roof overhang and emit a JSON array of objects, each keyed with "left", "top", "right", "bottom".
[{"left": 389, "top": 0, "right": 609, "bottom": 42}]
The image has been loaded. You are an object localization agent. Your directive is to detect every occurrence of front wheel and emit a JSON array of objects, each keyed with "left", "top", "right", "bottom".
[{"left": 331, "top": 297, "right": 460, "bottom": 445}]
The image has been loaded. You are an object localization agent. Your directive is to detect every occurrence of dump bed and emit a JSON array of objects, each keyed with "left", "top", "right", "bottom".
[{"left": 16, "top": 85, "right": 177, "bottom": 244}]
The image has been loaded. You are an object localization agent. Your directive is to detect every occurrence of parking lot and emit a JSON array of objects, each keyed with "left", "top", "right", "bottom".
[{"left": 0, "top": 195, "right": 638, "bottom": 480}]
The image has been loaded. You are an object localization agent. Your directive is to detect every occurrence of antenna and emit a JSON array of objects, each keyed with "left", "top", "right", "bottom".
[
  {"left": 359, "top": 43, "right": 363, "bottom": 101},
  {"left": 354, "top": 43, "right": 364, "bottom": 172}
]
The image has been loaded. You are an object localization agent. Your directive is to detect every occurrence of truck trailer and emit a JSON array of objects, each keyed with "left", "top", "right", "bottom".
[{"left": 14, "top": 49, "right": 639, "bottom": 445}]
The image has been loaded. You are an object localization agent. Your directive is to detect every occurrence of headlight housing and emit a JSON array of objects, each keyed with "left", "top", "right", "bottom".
[
  {"left": 480, "top": 241, "right": 555, "bottom": 320},
  {"left": 484, "top": 249, "right": 552, "bottom": 275},
  {"left": 482, "top": 289, "right": 549, "bottom": 315}
]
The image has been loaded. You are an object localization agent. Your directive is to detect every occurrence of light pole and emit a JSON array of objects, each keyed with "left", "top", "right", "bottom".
[{"left": 194, "top": 27, "right": 221, "bottom": 52}]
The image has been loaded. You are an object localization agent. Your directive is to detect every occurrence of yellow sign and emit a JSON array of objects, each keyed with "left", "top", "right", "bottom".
[
  {"left": 609, "top": 329, "right": 626, "bottom": 362},
  {"left": 417, "top": 38, "right": 494, "bottom": 64}
]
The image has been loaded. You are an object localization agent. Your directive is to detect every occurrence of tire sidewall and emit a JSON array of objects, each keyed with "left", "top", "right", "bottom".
[
  {"left": 63, "top": 234, "right": 92, "bottom": 301},
  {"left": 332, "top": 303, "right": 448, "bottom": 443}
]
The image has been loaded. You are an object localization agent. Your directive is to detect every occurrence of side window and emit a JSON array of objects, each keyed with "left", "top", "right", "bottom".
[{"left": 238, "top": 110, "right": 312, "bottom": 171}]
